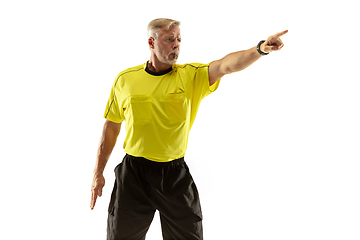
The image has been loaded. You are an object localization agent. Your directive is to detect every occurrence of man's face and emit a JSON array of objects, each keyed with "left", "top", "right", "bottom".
[{"left": 152, "top": 25, "right": 181, "bottom": 65}]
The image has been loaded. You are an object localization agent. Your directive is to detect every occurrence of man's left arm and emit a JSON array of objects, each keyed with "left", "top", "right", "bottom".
[{"left": 209, "top": 30, "right": 288, "bottom": 85}]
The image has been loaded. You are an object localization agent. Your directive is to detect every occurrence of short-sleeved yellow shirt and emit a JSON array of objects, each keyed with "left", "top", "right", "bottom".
[{"left": 104, "top": 62, "right": 220, "bottom": 162}]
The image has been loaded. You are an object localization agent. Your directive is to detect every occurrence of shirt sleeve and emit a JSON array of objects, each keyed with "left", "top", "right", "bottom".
[
  {"left": 192, "top": 63, "right": 220, "bottom": 100},
  {"left": 103, "top": 75, "right": 125, "bottom": 123}
]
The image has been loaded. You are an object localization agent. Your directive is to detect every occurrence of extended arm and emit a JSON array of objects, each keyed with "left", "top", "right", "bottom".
[
  {"left": 90, "top": 119, "right": 121, "bottom": 210},
  {"left": 209, "top": 30, "right": 288, "bottom": 85}
]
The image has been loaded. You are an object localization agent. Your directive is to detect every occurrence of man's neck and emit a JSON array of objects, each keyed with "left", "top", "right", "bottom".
[{"left": 148, "top": 55, "right": 172, "bottom": 73}]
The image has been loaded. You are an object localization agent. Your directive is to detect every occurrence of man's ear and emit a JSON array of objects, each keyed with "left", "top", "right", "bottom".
[{"left": 148, "top": 37, "right": 155, "bottom": 49}]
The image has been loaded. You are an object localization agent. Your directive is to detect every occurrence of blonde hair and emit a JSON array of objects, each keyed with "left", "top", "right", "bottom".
[{"left": 147, "top": 18, "right": 181, "bottom": 39}]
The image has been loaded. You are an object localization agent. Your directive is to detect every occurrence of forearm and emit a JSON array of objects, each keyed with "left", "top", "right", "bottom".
[
  {"left": 220, "top": 46, "right": 262, "bottom": 74},
  {"left": 209, "top": 30, "right": 287, "bottom": 85},
  {"left": 93, "top": 120, "right": 121, "bottom": 176}
]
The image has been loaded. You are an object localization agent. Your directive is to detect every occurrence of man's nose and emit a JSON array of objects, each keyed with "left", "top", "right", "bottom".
[{"left": 173, "top": 40, "right": 180, "bottom": 50}]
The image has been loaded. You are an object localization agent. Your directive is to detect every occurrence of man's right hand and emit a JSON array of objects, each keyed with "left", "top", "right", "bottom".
[
  {"left": 90, "top": 174, "right": 105, "bottom": 210},
  {"left": 90, "top": 120, "right": 121, "bottom": 210}
]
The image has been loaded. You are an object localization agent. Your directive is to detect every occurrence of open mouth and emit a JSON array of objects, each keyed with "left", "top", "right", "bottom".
[{"left": 169, "top": 51, "right": 179, "bottom": 60}]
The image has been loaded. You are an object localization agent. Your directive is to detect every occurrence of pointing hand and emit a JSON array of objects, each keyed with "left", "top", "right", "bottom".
[
  {"left": 260, "top": 30, "right": 288, "bottom": 53},
  {"left": 90, "top": 174, "right": 105, "bottom": 210}
]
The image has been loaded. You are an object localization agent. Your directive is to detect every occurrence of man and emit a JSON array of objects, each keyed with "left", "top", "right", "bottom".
[{"left": 91, "top": 18, "right": 287, "bottom": 240}]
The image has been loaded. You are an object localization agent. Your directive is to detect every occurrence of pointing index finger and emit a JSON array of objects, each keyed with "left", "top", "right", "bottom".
[
  {"left": 90, "top": 192, "right": 97, "bottom": 210},
  {"left": 273, "top": 30, "right": 288, "bottom": 39}
]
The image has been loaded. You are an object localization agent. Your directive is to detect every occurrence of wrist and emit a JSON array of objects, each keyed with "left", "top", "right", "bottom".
[
  {"left": 260, "top": 43, "right": 268, "bottom": 53},
  {"left": 93, "top": 168, "right": 104, "bottom": 176},
  {"left": 257, "top": 40, "right": 269, "bottom": 55}
]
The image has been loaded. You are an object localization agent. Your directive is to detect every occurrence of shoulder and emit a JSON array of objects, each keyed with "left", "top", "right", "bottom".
[
  {"left": 117, "top": 63, "right": 144, "bottom": 78},
  {"left": 172, "top": 63, "right": 209, "bottom": 77},
  {"left": 113, "top": 63, "right": 145, "bottom": 87},
  {"left": 174, "top": 63, "right": 209, "bottom": 70}
]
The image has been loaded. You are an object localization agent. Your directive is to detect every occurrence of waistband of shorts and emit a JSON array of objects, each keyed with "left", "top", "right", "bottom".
[{"left": 125, "top": 154, "right": 185, "bottom": 166}]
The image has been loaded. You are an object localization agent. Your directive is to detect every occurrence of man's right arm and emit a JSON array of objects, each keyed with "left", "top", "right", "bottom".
[{"left": 90, "top": 119, "right": 121, "bottom": 210}]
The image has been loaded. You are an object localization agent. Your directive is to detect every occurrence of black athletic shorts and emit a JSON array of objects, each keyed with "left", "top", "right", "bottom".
[{"left": 107, "top": 154, "right": 203, "bottom": 240}]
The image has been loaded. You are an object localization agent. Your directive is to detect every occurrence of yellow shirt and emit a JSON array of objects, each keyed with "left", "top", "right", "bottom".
[{"left": 104, "top": 62, "right": 220, "bottom": 162}]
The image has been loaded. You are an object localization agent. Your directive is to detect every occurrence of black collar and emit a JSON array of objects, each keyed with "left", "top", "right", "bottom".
[{"left": 145, "top": 63, "right": 173, "bottom": 76}]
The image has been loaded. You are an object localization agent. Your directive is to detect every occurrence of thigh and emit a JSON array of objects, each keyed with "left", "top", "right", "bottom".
[
  {"left": 107, "top": 156, "right": 156, "bottom": 240},
  {"left": 160, "top": 204, "right": 203, "bottom": 240},
  {"left": 156, "top": 162, "right": 203, "bottom": 240},
  {"left": 107, "top": 207, "right": 156, "bottom": 240}
]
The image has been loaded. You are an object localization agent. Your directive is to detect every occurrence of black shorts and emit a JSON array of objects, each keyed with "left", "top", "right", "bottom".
[{"left": 107, "top": 154, "right": 203, "bottom": 240}]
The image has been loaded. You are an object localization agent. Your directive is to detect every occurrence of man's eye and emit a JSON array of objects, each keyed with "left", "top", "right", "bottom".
[{"left": 166, "top": 37, "right": 180, "bottom": 42}]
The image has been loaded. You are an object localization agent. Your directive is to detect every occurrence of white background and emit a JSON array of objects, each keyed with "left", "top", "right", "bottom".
[{"left": 1, "top": 0, "right": 359, "bottom": 239}]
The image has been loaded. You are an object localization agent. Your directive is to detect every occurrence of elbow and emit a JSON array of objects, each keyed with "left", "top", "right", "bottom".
[{"left": 222, "top": 65, "right": 234, "bottom": 75}]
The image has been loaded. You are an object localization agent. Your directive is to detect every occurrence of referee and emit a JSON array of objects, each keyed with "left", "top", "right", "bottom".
[{"left": 90, "top": 18, "right": 287, "bottom": 240}]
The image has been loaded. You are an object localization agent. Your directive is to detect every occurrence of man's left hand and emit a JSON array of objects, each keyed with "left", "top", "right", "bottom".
[{"left": 261, "top": 30, "right": 288, "bottom": 53}]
